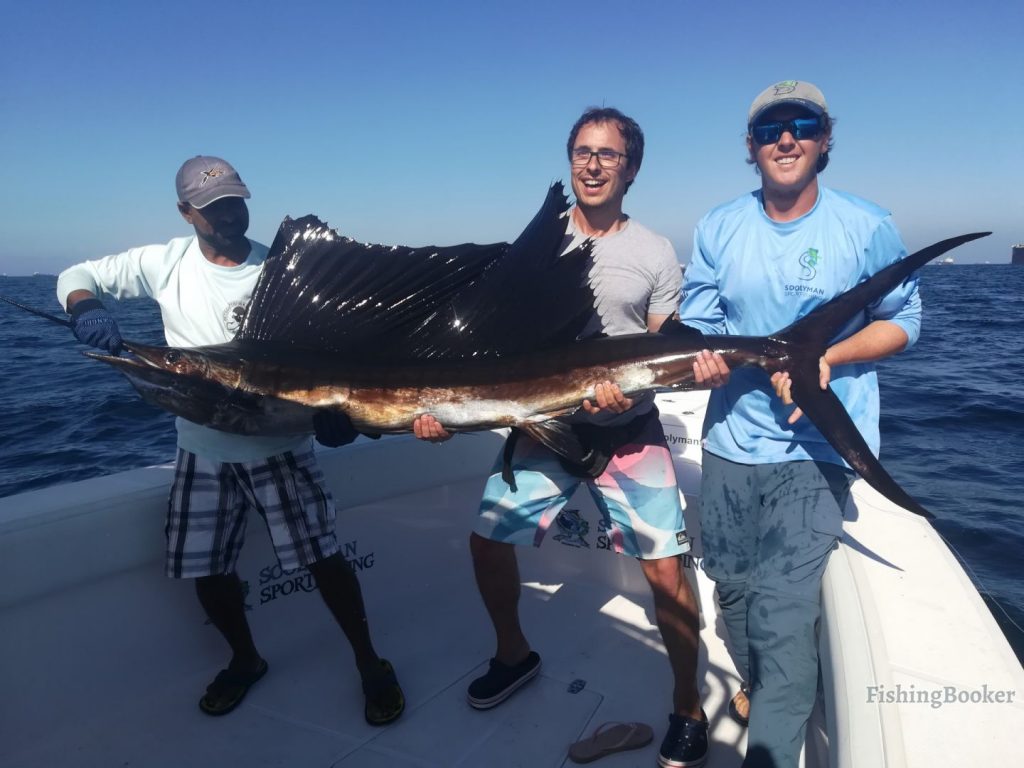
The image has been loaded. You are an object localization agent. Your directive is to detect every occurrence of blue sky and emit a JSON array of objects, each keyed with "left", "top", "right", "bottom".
[{"left": 2, "top": 0, "right": 1021, "bottom": 275}]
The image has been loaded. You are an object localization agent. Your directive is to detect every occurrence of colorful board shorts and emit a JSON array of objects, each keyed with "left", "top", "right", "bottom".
[
  {"left": 475, "top": 413, "right": 690, "bottom": 559},
  {"left": 166, "top": 448, "right": 340, "bottom": 578}
]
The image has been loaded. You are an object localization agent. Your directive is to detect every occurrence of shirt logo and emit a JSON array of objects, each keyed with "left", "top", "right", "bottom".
[
  {"left": 224, "top": 302, "right": 248, "bottom": 333},
  {"left": 798, "top": 247, "right": 821, "bottom": 281},
  {"left": 785, "top": 248, "right": 826, "bottom": 298}
]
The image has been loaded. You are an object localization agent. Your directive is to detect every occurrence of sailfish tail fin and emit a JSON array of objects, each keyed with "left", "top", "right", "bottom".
[
  {"left": 789, "top": 374, "right": 934, "bottom": 518},
  {"left": 773, "top": 231, "right": 990, "bottom": 352},
  {"left": 769, "top": 232, "right": 990, "bottom": 518}
]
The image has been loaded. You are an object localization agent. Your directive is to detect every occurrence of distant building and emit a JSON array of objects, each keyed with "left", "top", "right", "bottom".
[{"left": 1013, "top": 244, "right": 1024, "bottom": 265}]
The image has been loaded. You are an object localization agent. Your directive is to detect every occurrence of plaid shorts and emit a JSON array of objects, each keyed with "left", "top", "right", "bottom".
[
  {"left": 475, "top": 414, "right": 690, "bottom": 560},
  {"left": 166, "top": 448, "right": 340, "bottom": 578}
]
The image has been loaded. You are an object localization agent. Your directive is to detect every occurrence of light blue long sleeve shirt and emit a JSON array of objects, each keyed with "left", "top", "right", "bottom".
[{"left": 679, "top": 186, "right": 921, "bottom": 466}]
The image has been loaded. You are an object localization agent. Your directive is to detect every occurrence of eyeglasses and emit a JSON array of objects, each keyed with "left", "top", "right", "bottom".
[
  {"left": 571, "top": 147, "right": 627, "bottom": 168},
  {"left": 750, "top": 117, "right": 823, "bottom": 145}
]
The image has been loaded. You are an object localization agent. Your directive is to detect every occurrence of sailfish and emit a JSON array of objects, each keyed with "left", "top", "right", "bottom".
[{"left": 0, "top": 185, "right": 988, "bottom": 518}]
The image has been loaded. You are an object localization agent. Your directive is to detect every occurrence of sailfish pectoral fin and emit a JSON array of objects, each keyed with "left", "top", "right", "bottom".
[
  {"left": 516, "top": 419, "right": 614, "bottom": 481},
  {"left": 789, "top": 377, "right": 933, "bottom": 519},
  {"left": 518, "top": 419, "right": 589, "bottom": 466}
]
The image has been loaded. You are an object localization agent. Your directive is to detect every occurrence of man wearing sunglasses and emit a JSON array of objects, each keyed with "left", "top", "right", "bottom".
[{"left": 680, "top": 81, "right": 921, "bottom": 767}]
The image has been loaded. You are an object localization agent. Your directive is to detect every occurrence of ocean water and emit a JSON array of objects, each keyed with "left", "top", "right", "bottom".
[
  {"left": 1, "top": 269, "right": 1022, "bottom": 659},
  {"left": 874, "top": 265, "right": 1024, "bottom": 659}
]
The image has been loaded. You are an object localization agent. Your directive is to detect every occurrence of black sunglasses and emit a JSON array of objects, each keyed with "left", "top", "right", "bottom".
[{"left": 750, "top": 117, "right": 823, "bottom": 145}]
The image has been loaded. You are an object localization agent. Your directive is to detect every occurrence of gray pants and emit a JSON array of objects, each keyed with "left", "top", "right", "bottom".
[{"left": 700, "top": 452, "right": 853, "bottom": 768}]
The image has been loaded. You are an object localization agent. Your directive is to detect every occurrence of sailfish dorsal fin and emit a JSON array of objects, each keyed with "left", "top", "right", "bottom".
[{"left": 235, "top": 183, "right": 598, "bottom": 361}]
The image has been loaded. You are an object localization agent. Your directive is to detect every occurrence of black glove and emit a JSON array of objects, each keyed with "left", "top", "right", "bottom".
[
  {"left": 313, "top": 410, "right": 361, "bottom": 447},
  {"left": 69, "top": 298, "right": 123, "bottom": 354}
]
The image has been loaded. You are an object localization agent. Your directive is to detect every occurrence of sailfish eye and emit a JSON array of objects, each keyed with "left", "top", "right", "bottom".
[{"left": 166, "top": 351, "right": 181, "bottom": 364}]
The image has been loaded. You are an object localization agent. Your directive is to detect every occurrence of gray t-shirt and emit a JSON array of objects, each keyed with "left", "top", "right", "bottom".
[{"left": 564, "top": 213, "right": 682, "bottom": 425}]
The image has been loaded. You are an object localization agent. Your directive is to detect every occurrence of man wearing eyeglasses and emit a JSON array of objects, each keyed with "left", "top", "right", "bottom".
[
  {"left": 680, "top": 81, "right": 921, "bottom": 767},
  {"left": 414, "top": 107, "right": 707, "bottom": 768}
]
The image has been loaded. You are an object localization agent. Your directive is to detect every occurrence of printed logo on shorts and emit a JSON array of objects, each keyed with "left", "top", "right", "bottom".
[
  {"left": 676, "top": 531, "right": 691, "bottom": 547},
  {"left": 554, "top": 509, "right": 591, "bottom": 549}
]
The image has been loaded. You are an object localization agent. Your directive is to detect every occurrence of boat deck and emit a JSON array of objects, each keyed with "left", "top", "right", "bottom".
[{"left": 1, "top": 425, "right": 751, "bottom": 767}]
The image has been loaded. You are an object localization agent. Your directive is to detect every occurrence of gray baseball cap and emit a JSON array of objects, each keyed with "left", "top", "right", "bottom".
[
  {"left": 175, "top": 155, "right": 251, "bottom": 208},
  {"left": 748, "top": 80, "right": 828, "bottom": 125}
]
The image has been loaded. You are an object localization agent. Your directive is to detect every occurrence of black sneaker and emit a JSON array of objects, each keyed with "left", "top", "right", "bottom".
[
  {"left": 466, "top": 651, "right": 541, "bottom": 709},
  {"left": 657, "top": 710, "right": 709, "bottom": 768}
]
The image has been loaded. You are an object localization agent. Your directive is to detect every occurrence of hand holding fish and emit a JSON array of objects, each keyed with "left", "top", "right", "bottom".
[
  {"left": 693, "top": 350, "right": 730, "bottom": 389},
  {"left": 771, "top": 357, "right": 831, "bottom": 424},
  {"left": 582, "top": 381, "right": 633, "bottom": 415},
  {"left": 413, "top": 414, "right": 453, "bottom": 443},
  {"left": 68, "top": 294, "right": 124, "bottom": 355}
]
